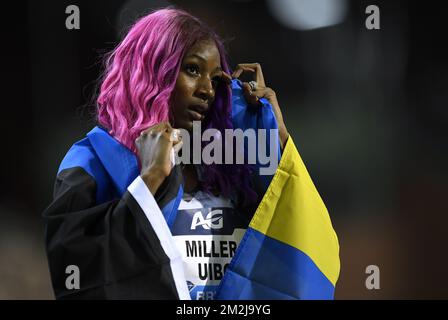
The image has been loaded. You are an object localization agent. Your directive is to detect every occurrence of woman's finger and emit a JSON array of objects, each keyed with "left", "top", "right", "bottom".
[
  {"left": 232, "top": 65, "right": 255, "bottom": 79},
  {"left": 253, "top": 63, "right": 265, "bottom": 86},
  {"left": 242, "top": 82, "right": 261, "bottom": 106},
  {"left": 140, "top": 122, "right": 165, "bottom": 136},
  {"left": 170, "top": 129, "right": 181, "bottom": 142},
  {"left": 221, "top": 71, "right": 232, "bottom": 85},
  {"left": 242, "top": 82, "right": 278, "bottom": 106},
  {"left": 173, "top": 139, "right": 183, "bottom": 153},
  {"left": 232, "top": 63, "right": 266, "bottom": 87}
]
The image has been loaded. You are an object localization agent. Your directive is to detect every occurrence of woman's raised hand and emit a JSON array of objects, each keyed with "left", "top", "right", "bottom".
[
  {"left": 135, "top": 122, "right": 182, "bottom": 194},
  {"left": 232, "top": 63, "right": 289, "bottom": 150}
]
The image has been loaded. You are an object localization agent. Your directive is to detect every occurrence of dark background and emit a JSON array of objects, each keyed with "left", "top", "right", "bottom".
[{"left": 1, "top": 0, "right": 447, "bottom": 299}]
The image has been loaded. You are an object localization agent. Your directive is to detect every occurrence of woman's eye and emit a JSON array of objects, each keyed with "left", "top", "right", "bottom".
[{"left": 186, "top": 65, "right": 200, "bottom": 76}]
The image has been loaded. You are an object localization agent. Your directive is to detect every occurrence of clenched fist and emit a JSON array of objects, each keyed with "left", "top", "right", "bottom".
[{"left": 135, "top": 122, "right": 183, "bottom": 194}]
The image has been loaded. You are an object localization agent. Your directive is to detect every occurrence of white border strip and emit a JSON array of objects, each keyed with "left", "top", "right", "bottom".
[{"left": 128, "top": 176, "right": 190, "bottom": 300}]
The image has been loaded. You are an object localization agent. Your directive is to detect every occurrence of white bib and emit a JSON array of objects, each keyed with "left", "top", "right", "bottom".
[{"left": 171, "top": 191, "right": 248, "bottom": 300}]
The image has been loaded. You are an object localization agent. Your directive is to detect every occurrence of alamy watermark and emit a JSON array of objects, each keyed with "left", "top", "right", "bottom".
[
  {"left": 365, "top": 5, "right": 380, "bottom": 30},
  {"left": 171, "top": 121, "right": 279, "bottom": 176},
  {"left": 365, "top": 264, "right": 380, "bottom": 290},
  {"left": 65, "top": 265, "right": 80, "bottom": 290},
  {"left": 65, "top": 5, "right": 80, "bottom": 30}
]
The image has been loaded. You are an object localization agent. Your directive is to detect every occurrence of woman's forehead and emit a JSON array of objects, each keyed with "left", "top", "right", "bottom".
[{"left": 184, "top": 40, "right": 221, "bottom": 64}]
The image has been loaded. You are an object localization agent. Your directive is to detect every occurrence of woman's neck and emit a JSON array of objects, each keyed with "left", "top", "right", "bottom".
[{"left": 182, "top": 164, "right": 199, "bottom": 193}]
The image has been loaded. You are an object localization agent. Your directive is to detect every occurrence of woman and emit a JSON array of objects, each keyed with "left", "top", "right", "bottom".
[{"left": 43, "top": 7, "right": 340, "bottom": 300}]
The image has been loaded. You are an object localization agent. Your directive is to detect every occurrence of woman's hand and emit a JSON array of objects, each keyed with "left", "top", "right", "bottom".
[
  {"left": 231, "top": 63, "right": 289, "bottom": 150},
  {"left": 135, "top": 122, "right": 182, "bottom": 195}
]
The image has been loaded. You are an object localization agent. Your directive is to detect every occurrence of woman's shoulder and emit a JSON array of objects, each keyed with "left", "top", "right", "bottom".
[
  {"left": 57, "top": 127, "right": 112, "bottom": 187},
  {"left": 58, "top": 126, "right": 140, "bottom": 198}
]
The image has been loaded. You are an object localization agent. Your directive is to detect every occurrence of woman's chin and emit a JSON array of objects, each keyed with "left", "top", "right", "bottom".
[{"left": 174, "top": 120, "right": 193, "bottom": 132}]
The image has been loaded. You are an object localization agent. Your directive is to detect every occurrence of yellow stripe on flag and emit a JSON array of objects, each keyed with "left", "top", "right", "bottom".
[{"left": 249, "top": 137, "right": 340, "bottom": 286}]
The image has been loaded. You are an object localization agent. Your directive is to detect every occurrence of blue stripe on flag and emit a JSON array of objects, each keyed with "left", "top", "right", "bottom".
[{"left": 216, "top": 228, "right": 335, "bottom": 300}]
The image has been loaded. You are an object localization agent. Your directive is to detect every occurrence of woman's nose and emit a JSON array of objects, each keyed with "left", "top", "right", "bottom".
[{"left": 195, "top": 78, "right": 215, "bottom": 102}]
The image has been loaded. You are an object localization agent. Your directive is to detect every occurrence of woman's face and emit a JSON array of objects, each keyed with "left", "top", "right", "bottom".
[{"left": 171, "top": 39, "right": 222, "bottom": 131}]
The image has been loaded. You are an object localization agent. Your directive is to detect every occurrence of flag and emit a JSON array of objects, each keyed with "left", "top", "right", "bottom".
[{"left": 215, "top": 80, "right": 340, "bottom": 299}]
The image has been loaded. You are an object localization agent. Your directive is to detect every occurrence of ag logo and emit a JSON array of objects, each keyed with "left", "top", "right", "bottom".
[{"left": 191, "top": 210, "right": 223, "bottom": 230}]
